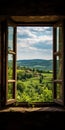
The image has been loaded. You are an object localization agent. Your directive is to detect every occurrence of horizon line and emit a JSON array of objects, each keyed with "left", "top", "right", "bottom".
[{"left": 16, "top": 58, "right": 53, "bottom": 60}]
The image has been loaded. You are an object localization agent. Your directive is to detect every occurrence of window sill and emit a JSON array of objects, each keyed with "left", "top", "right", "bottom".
[{"left": 0, "top": 106, "right": 65, "bottom": 113}]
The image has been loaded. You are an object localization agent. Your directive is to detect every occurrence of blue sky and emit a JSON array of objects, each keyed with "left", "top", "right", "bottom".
[{"left": 17, "top": 27, "right": 53, "bottom": 60}]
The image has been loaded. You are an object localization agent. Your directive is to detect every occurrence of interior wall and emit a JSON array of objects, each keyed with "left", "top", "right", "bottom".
[{"left": 0, "top": 0, "right": 65, "bottom": 15}]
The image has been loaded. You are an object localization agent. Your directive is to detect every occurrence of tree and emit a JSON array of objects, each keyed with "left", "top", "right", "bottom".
[
  {"left": 39, "top": 74, "right": 43, "bottom": 83},
  {"left": 17, "top": 80, "right": 25, "bottom": 93}
]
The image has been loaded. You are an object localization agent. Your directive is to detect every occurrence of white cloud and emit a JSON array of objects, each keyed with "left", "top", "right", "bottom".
[
  {"left": 17, "top": 27, "right": 53, "bottom": 60},
  {"left": 17, "top": 27, "right": 37, "bottom": 38}
]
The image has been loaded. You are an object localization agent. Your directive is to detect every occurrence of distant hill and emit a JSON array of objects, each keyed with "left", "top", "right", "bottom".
[{"left": 16, "top": 59, "right": 53, "bottom": 71}]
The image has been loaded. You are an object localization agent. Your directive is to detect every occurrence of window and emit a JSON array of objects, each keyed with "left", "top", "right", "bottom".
[
  {"left": 0, "top": 19, "right": 64, "bottom": 107},
  {"left": 53, "top": 23, "right": 64, "bottom": 105},
  {"left": 7, "top": 26, "right": 16, "bottom": 104}
]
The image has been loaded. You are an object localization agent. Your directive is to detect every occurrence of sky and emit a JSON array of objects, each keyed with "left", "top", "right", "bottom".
[{"left": 17, "top": 26, "right": 53, "bottom": 60}]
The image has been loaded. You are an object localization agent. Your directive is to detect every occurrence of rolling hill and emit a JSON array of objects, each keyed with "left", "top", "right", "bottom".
[{"left": 16, "top": 59, "right": 53, "bottom": 71}]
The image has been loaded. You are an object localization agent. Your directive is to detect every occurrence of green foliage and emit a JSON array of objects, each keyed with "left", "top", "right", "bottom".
[
  {"left": 16, "top": 66, "right": 53, "bottom": 103},
  {"left": 8, "top": 65, "right": 53, "bottom": 104},
  {"left": 17, "top": 80, "right": 25, "bottom": 93},
  {"left": 39, "top": 74, "right": 43, "bottom": 83}
]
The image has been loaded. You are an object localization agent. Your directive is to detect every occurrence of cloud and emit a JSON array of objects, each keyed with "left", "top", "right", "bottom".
[
  {"left": 17, "top": 27, "right": 37, "bottom": 38},
  {"left": 17, "top": 27, "right": 53, "bottom": 60}
]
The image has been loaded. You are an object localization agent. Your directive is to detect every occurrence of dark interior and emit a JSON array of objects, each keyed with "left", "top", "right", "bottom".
[{"left": 0, "top": 0, "right": 65, "bottom": 129}]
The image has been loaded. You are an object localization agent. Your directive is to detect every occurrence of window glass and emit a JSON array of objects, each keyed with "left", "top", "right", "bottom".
[
  {"left": 7, "top": 82, "right": 14, "bottom": 100},
  {"left": 56, "top": 56, "right": 62, "bottom": 80},
  {"left": 56, "top": 27, "right": 59, "bottom": 52},
  {"left": 8, "top": 54, "right": 13, "bottom": 80},
  {"left": 8, "top": 27, "right": 14, "bottom": 51},
  {"left": 56, "top": 27, "right": 63, "bottom": 52},
  {"left": 56, "top": 83, "right": 63, "bottom": 100}
]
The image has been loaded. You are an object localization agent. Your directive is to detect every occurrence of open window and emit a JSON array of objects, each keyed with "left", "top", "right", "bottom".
[
  {"left": 7, "top": 24, "right": 16, "bottom": 105},
  {"left": 53, "top": 21, "right": 64, "bottom": 105},
  {"left": 0, "top": 18, "right": 64, "bottom": 107},
  {"left": 1, "top": 20, "right": 17, "bottom": 105}
]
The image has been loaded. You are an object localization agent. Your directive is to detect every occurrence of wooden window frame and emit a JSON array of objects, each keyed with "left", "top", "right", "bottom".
[
  {"left": 53, "top": 21, "right": 64, "bottom": 106},
  {"left": 0, "top": 19, "right": 65, "bottom": 108},
  {"left": 0, "top": 20, "right": 17, "bottom": 106},
  {"left": 6, "top": 25, "right": 17, "bottom": 105}
]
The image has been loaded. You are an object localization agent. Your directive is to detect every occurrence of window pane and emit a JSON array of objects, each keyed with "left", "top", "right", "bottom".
[
  {"left": 8, "top": 54, "right": 13, "bottom": 80},
  {"left": 59, "top": 27, "right": 63, "bottom": 52},
  {"left": 56, "top": 27, "right": 63, "bottom": 52},
  {"left": 56, "top": 83, "right": 63, "bottom": 100},
  {"left": 56, "top": 56, "right": 62, "bottom": 79},
  {"left": 8, "top": 27, "right": 14, "bottom": 51},
  {"left": 7, "top": 83, "right": 13, "bottom": 100},
  {"left": 56, "top": 27, "right": 59, "bottom": 52}
]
